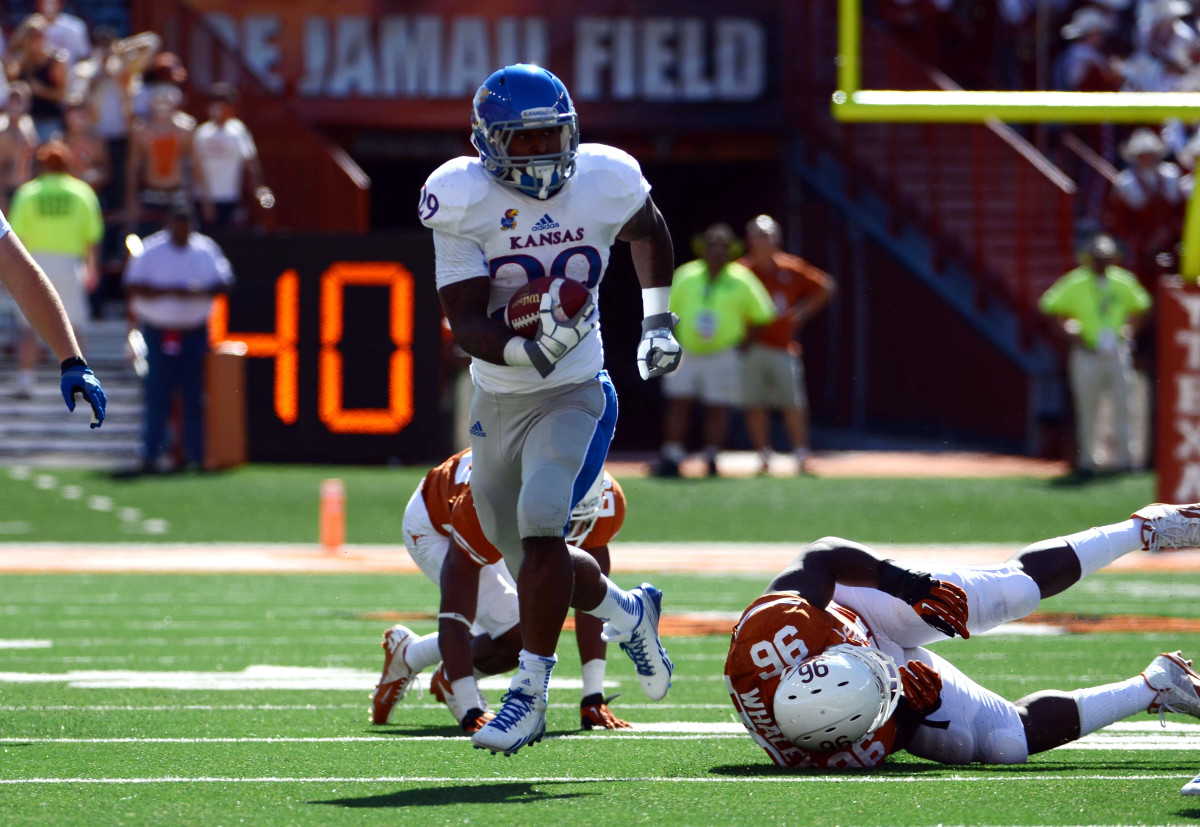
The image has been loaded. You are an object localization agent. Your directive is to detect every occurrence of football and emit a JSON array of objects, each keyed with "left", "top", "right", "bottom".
[{"left": 504, "top": 276, "right": 590, "bottom": 339}]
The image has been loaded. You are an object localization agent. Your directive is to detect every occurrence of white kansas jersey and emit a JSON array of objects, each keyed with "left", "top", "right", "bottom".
[{"left": 420, "top": 143, "right": 651, "bottom": 394}]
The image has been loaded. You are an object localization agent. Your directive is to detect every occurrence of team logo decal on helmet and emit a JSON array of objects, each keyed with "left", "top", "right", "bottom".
[
  {"left": 471, "top": 64, "right": 580, "bottom": 200},
  {"left": 773, "top": 644, "right": 902, "bottom": 752},
  {"left": 501, "top": 208, "right": 518, "bottom": 231}
]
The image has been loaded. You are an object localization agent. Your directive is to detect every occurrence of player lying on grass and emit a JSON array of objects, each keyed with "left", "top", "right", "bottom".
[
  {"left": 372, "top": 449, "right": 647, "bottom": 734},
  {"left": 726, "top": 502, "right": 1200, "bottom": 770}
]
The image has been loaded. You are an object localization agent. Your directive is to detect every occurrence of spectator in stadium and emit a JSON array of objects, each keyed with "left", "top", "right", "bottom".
[
  {"left": 7, "top": 14, "right": 69, "bottom": 142},
  {"left": 57, "top": 97, "right": 109, "bottom": 195},
  {"left": 726, "top": 500, "right": 1200, "bottom": 771},
  {"left": 420, "top": 63, "right": 678, "bottom": 756},
  {"left": 1104, "top": 127, "right": 1185, "bottom": 290},
  {"left": 1054, "top": 6, "right": 1123, "bottom": 92},
  {"left": 1135, "top": 0, "right": 1200, "bottom": 75},
  {"left": 125, "top": 80, "right": 203, "bottom": 239},
  {"left": 191, "top": 82, "right": 273, "bottom": 233},
  {"left": 0, "top": 187, "right": 104, "bottom": 424},
  {"left": 75, "top": 28, "right": 160, "bottom": 212},
  {"left": 0, "top": 83, "right": 39, "bottom": 213},
  {"left": 737, "top": 214, "right": 833, "bottom": 476},
  {"left": 371, "top": 450, "right": 633, "bottom": 734},
  {"left": 653, "top": 222, "right": 776, "bottom": 478},
  {"left": 1038, "top": 233, "right": 1151, "bottom": 479},
  {"left": 7, "top": 140, "right": 101, "bottom": 400},
  {"left": 37, "top": 0, "right": 90, "bottom": 69},
  {"left": 122, "top": 200, "right": 233, "bottom": 473}
]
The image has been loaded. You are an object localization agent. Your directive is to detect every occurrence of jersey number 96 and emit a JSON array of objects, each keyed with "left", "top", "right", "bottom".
[{"left": 749, "top": 624, "right": 810, "bottom": 680}]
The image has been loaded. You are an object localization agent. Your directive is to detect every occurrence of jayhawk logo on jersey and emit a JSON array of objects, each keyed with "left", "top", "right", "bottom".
[{"left": 500, "top": 208, "right": 518, "bottom": 231}]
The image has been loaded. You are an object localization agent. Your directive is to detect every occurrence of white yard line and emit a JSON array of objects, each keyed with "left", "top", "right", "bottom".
[{"left": 0, "top": 773, "right": 1190, "bottom": 785}]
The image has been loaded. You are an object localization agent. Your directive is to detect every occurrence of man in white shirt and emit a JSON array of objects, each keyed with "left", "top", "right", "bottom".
[
  {"left": 38, "top": 0, "right": 90, "bottom": 68},
  {"left": 122, "top": 200, "right": 233, "bottom": 472},
  {"left": 192, "top": 82, "right": 271, "bottom": 233}
]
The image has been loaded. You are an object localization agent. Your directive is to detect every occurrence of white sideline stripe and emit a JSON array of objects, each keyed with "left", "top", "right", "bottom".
[
  {"left": 2, "top": 725, "right": 1196, "bottom": 748},
  {"left": 0, "top": 639, "right": 51, "bottom": 649},
  {"left": 0, "top": 774, "right": 1191, "bottom": 785},
  {"left": 0, "top": 702, "right": 732, "bottom": 712},
  {"left": 0, "top": 665, "right": 588, "bottom": 691}
]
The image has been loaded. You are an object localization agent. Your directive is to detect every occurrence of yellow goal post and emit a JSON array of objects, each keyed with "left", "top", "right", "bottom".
[{"left": 831, "top": 0, "right": 1200, "bottom": 280}]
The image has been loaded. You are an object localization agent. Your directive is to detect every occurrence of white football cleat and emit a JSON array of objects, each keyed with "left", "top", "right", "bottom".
[
  {"left": 370, "top": 624, "right": 418, "bottom": 725},
  {"left": 430, "top": 662, "right": 494, "bottom": 733},
  {"left": 603, "top": 583, "right": 674, "bottom": 701},
  {"left": 1184, "top": 771, "right": 1200, "bottom": 796},
  {"left": 1132, "top": 503, "right": 1200, "bottom": 552},
  {"left": 471, "top": 689, "right": 547, "bottom": 756},
  {"left": 1142, "top": 650, "right": 1200, "bottom": 725}
]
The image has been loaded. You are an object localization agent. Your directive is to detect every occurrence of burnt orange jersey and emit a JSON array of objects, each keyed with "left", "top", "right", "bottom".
[
  {"left": 724, "top": 592, "right": 899, "bottom": 769},
  {"left": 418, "top": 449, "right": 472, "bottom": 535},
  {"left": 450, "top": 471, "right": 626, "bottom": 568}
]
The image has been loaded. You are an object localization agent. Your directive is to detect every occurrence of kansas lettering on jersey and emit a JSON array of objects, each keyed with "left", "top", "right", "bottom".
[
  {"left": 419, "top": 143, "right": 651, "bottom": 394},
  {"left": 724, "top": 592, "right": 899, "bottom": 769},
  {"left": 418, "top": 448, "right": 626, "bottom": 567}
]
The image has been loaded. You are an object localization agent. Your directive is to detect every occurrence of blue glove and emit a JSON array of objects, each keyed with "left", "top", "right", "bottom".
[{"left": 60, "top": 358, "right": 107, "bottom": 428}]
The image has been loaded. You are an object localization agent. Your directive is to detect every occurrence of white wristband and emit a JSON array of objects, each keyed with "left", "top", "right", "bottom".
[
  {"left": 503, "top": 337, "right": 533, "bottom": 366},
  {"left": 642, "top": 286, "right": 671, "bottom": 318}
]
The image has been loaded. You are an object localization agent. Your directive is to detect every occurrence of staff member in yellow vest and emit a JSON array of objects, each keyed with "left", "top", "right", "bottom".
[
  {"left": 1038, "top": 233, "right": 1152, "bottom": 479},
  {"left": 652, "top": 222, "right": 776, "bottom": 478},
  {"left": 8, "top": 139, "right": 102, "bottom": 399}
]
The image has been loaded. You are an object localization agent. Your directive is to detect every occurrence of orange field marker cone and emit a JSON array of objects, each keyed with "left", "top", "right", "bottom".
[{"left": 320, "top": 478, "right": 345, "bottom": 552}]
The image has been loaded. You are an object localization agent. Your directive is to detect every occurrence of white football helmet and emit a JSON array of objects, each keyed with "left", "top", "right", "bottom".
[
  {"left": 773, "top": 644, "right": 902, "bottom": 752},
  {"left": 565, "top": 472, "right": 606, "bottom": 545}
]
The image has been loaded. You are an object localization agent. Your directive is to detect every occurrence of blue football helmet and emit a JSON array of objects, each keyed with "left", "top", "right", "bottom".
[{"left": 471, "top": 64, "right": 579, "bottom": 200}]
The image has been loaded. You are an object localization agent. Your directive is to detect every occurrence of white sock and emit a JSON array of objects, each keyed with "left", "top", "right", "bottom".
[
  {"left": 446, "top": 676, "right": 486, "bottom": 721},
  {"left": 584, "top": 576, "right": 641, "bottom": 631},
  {"left": 510, "top": 649, "right": 556, "bottom": 703},
  {"left": 1072, "top": 675, "right": 1158, "bottom": 736},
  {"left": 1065, "top": 520, "right": 1144, "bottom": 579},
  {"left": 662, "top": 442, "right": 685, "bottom": 463},
  {"left": 403, "top": 633, "right": 442, "bottom": 672},
  {"left": 582, "top": 658, "right": 606, "bottom": 699},
  {"left": 16, "top": 370, "right": 33, "bottom": 391}
]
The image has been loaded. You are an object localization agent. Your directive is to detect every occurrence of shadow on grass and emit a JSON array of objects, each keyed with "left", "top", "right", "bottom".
[
  {"left": 1174, "top": 808, "right": 1200, "bottom": 820},
  {"left": 310, "top": 782, "right": 595, "bottom": 809},
  {"left": 708, "top": 763, "right": 949, "bottom": 778},
  {"left": 710, "top": 758, "right": 1200, "bottom": 776}
]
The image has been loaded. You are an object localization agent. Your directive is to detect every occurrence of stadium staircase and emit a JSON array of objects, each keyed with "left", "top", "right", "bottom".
[
  {"left": 789, "top": 3, "right": 1079, "bottom": 452},
  {"left": 0, "top": 315, "right": 141, "bottom": 468}
]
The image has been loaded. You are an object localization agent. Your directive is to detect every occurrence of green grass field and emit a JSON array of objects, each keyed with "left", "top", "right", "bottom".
[
  {"left": 0, "top": 463, "right": 1158, "bottom": 544},
  {"left": 2, "top": 570, "right": 1199, "bottom": 826},
  {"left": 3, "top": 464, "right": 1197, "bottom": 825}
]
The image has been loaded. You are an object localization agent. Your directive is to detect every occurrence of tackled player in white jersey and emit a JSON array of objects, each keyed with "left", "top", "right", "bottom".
[{"left": 419, "top": 64, "right": 680, "bottom": 755}]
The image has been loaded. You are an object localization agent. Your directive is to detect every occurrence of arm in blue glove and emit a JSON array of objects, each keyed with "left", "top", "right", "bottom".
[{"left": 60, "top": 356, "right": 107, "bottom": 428}]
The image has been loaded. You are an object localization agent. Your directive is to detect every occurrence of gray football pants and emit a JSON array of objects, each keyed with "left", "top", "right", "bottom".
[{"left": 468, "top": 371, "right": 617, "bottom": 573}]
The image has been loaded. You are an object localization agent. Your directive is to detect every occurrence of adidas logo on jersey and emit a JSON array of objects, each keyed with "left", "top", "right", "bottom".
[
  {"left": 469, "top": 421, "right": 487, "bottom": 438},
  {"left": 530, "top": 213, "right": 560, "bottom": 231}
]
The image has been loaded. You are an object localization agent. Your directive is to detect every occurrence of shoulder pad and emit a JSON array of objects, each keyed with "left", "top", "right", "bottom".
[
  {"left": 576, "top": 143, "right": 648, "bottom": 202},
  {"left": 420, "top": 157, "right": 491, "bottom": 233}
]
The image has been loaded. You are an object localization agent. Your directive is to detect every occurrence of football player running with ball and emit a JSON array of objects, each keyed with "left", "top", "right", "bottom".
[
  {"left": 419, "top": 64, "right": 679, "bottom": 755},
  {"left": 726, "top": 502, "right": 1200, "bottom": 771}
]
